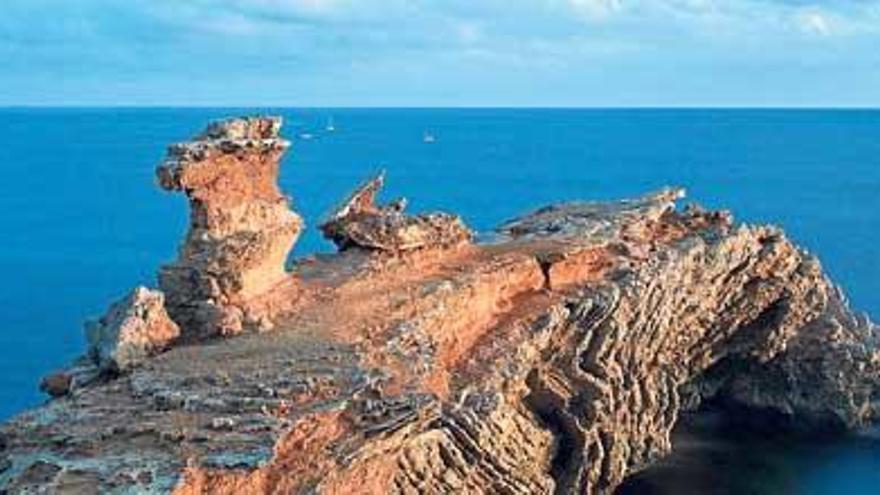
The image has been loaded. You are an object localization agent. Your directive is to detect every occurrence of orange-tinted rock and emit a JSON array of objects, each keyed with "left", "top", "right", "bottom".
[
  {"left": 157, "top": 116, "right": 303, "bottom": 337},
  {"left": 320, "top": 171, "right": 472, "bottom": 253}
]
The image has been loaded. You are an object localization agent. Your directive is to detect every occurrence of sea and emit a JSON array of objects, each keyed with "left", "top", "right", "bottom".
[{"left": 0, "top": 108, "right": 878, "bottom": 493}]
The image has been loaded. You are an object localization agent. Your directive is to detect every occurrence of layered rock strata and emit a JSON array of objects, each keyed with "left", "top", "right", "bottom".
[
  {"left": 2, "top": 117, "right": 878, "bottom": 494},
  {"left": 320, "top": 171, "right": 472, "bottom": 252},
  {"left": 156, "top": 117, "right": 303, "bottom": 337}
]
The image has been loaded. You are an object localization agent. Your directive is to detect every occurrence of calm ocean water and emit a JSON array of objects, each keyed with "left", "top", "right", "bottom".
[{"left": 1, "top": 108, "right": 878, "bottom": 492}]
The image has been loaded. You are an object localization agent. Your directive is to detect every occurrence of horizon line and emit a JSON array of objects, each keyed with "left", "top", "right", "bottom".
[{"left": 2, "top": 104, "right": 880, "bottom": 111}]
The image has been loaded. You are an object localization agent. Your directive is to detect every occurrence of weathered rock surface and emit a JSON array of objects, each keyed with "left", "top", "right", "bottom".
[
  {"left": 320, "top": 171, "right": 472, "bottom": 252},
  {"left": 38, "top": 372, "right": 73, "bottom": 398},
  {"left": 2, "top": 116, "right": 878, "bottom": 494},
  {"left": 157, "top": 116, "right": 303, "bottom": 337},
  {"left": 85, "top": 286, "right": 181, "bottom": 373},
  {"left": 38, "top": 359, "right": 101, "bottom": 399},
  {"left": 38, "top": 287, "right": 179, "bottom": 398}
]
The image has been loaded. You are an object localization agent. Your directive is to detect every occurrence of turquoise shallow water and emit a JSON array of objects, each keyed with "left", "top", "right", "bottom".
[{"left": 0, "top": 108, "right": 878, "bottom": 492}]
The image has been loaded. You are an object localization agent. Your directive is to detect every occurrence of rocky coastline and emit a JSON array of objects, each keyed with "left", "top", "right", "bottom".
[{"left": 1, "top": 116, "right": 877, "bottom": 494}]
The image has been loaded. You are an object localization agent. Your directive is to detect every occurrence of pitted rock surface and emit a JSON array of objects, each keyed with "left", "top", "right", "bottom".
[
  {"left": 85, "top": 286, "right": 181, "bottom": 373},
  {"left": 157, "top": 116, "right": 303, "bottom": 337},
  {"left": 39, "top": 287, "right": 180, "bottom": 398},
  {"left": 320, "top": 171, "right": 472, "bottom": 253}
]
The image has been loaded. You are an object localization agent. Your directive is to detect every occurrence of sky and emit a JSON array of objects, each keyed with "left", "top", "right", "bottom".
[{"left": 1, "top": 0, "right": 879, "bottom": 107}]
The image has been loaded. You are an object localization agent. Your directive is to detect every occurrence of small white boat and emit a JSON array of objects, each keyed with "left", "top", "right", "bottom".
[
  {"left": 423, "top": 131, "right": 436, "bottom": 143},
  {"left": 326, "top": 117, "right": 336, "bottom": 132},
  {"left": 299, "top": 132, "right": 315, "bottom": 140}
]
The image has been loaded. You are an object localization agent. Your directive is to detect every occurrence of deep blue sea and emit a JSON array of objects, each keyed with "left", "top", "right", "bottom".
[{"left": 1, "top": 108, "right": 879, "bottom": 493}]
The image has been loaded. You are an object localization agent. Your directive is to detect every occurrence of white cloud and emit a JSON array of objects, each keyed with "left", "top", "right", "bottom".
[
  {"left": 793, "top": 9, "right": 834, "bottom": 36},
  {"left": 4, "top": 0, "right": 880, "bottom": 105}
]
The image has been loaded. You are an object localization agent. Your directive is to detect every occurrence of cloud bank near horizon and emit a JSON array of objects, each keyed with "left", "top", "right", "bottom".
[{"left": 1, "top": 0, "right": 879, "bottom": 106}]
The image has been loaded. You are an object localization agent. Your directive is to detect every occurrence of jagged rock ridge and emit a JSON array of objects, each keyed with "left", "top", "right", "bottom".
[
  {"left": 320, "top": 170, "right": 472, "bottom": 252},
  {"left": 1, "top": 116, "right": 877, "bottom": 494}
]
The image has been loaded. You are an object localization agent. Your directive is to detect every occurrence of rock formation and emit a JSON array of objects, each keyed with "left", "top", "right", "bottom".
[
  {"left": 2, "top": 116, "right": 878, "bottom": 494},
  {"left": 157, "top": 116, "right": 303, "bottom": 337},
  {"left": 320, "top": 171, "right": 472, "bottom": 252},
  {"left": 38, "top": 287, "right": 180, "bottom": 398},
  {"left": 85, "top": 286, "right": 180, "bottom": 373}
]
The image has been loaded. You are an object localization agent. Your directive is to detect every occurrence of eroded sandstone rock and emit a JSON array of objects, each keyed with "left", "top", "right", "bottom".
[
  {"left": 38, "top": 372, "right": 72, "bottom": 398},
  {"left": 689, "top": 283, "right": 880, "bottom": 429},
  {"left": 157, "top": 116, "right": 303, "bottom": 337},
  {"left": 320, "top": 171, "right": 472, "bottom": 252},
  {"left": 85, "top": 286, "right": 180, "bottom": 373},
  {"left": 3, "top": 117, "right": 879, "bottom": 495},
  {"left": 38, "top": 287, "right": 178, "bottom": 398}
]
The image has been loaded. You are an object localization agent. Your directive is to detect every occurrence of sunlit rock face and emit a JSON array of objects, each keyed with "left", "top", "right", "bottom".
[
  {"left": 320, "top": 171, "right": 472, "bottom": 253},
  {"left": 156, "top": 116, "right": 303, "bottom": 337},
  {"left": 39, "top": 286, "right": 180, "bottom": 399},
  {"left": 85, "top": 286, "right": 180, "bottom": 373}
]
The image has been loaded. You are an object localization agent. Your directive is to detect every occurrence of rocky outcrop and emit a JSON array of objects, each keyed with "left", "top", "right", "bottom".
[
  {"left": 38, "top": 372, "right": 73, "bottom": 398},
  {"left": 2, "top": 116, "right": 878, "bottom": 494},
  {"left": 38, "top": 360, "right": 100, "bottom": 398},
  {"left": 157, "top": 116, "right": 303, "bottom": 337},
  {"left": 85, "top": 286, "right": 180, "bottom": 373},
  {"left": 320, "top": 171, "right": 472, "bottom": 252},
  {"left": 687, "top": 284, "right": 880, "bottom": 429},
  {"left": 38, "top": 287, "right": 179, "bottom": 397}
]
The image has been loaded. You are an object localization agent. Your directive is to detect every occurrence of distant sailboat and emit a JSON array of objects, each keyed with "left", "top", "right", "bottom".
[
  {"left": 298, "top": 132, "right": 315, "bottom": 140},
  {"left": 326, "top": 117, "right": 336, "bottom": 132},
  {"left": 423, "top": 131, "right": 436, "bottom": 143}
]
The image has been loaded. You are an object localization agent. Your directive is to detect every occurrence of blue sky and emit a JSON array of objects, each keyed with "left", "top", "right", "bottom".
[{"left": 2, "top": 0, "right": 879, "bottom": 106}]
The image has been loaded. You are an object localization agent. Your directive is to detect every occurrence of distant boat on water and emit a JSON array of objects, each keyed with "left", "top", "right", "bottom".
[
  {"left": 326, "top": 117, "right": 336, "bottom": 132},
  {"left": 299, "top": 132, "right": 315, "bottom": 140},
  {"left": 423, "top": 131, "right": 436, "bottom": 143}
]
